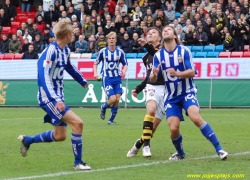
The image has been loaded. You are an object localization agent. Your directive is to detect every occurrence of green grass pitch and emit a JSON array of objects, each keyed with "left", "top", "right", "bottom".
[{"left": 0, "top": 108, "right": 249, "bottom": 180}]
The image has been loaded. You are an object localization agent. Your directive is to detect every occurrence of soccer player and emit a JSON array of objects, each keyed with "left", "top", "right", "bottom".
[
  {"left": 17, "top": 19, "right": 91, "bottom": 170},
  {"left": 127, "top": 27, "right": 165, "bottom": 158},
  {"left": 150, "top": 25, "right": 228, "bottom": 160},
  {"left": 93, "top": 32, "right": 128, "bottom": 125}
]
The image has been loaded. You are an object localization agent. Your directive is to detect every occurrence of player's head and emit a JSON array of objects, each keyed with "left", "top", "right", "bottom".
[
  {"left": 146, "top": 27, "right": 162, "bottom": 44},
  {"left": 106, "top": 32, "right": 117, "bottom": 46},
  {"left": 53, "top": 19, "right": 73, "bottom": 43},
  {"left": 162, "top": 25, "right": 180, "bottom": 45}
]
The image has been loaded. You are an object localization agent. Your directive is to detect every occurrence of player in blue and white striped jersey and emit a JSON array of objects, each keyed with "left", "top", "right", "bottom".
[
  {"left": 17, "top": 19, "right": 91, "bottom": 170},
  {"left": 93, "top": 32, "right": 128, "bottom": 125},
  {"left": 151, "top": 25, "right": 228, "bottom": 161}
]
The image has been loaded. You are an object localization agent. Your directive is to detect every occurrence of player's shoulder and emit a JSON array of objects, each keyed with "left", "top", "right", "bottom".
[
  {"left": 154, "top": 48, "right": 163, "bottom": 58},
  {"left": 117, "top": 47, "right": 125, "bottom": 54},
  {"left": 99, "top": 47, "right": 106, "bottom": 54},
  {"left": 179, "top": 44, "right": 191, "bottom": 53},
  {"left": 39, "top": 42, "right": 57, "bottom": 59}
]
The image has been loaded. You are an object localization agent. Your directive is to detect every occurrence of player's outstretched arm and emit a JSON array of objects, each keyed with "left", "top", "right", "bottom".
[{"left": 166, "top": 68, "right": 195, "bottom": 78}]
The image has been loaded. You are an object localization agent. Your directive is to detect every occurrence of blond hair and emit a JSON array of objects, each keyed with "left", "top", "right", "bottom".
[
  {"left": 106, "top": 32, "right": 117, "bottom": 40},
  {"left": 53, "top": 19, "right": 73, "bottom": 40}
]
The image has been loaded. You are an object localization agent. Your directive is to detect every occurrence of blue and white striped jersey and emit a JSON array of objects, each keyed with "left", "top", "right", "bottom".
[
  {"left": 153, "top": 44, "right": 197, "bottom": 101},
  {"left": 37, "top": 42, "right": 87, "bottom": 105},
  {"left": 94, "top": 47, "right": 128, "bottom": 77}
]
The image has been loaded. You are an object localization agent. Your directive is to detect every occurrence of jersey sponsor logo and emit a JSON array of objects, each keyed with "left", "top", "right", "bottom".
[
  {"left": 43, "top": 60, "right": 52, "bottom": 68},
  {"left": 52, "top": 67, "right": 64, "bottom": 80},
  {"left": 105, "top": 62, "right": 119, "bottom": 70},
  {"left": 0, "top": 81, "right": 9, "bottom": 105}
]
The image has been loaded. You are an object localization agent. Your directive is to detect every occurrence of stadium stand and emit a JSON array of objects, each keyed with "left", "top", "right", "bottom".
[
  {"left": 194, "top": 52, "right": 207, "bottom": 58},
  {"left": 14, "top": 54, "right": 24, "bottom": 60},
  {"left": 206, "top": 52, "right": 220, "bottom": 58},
  {"left": 231, "top": 52, "right": 243, "bottom": 58},
  {"left": 70, "top": 54, "right": 81, "bottom": 59},
  {"left": 126, "top": 53, "right": 137, "bottom": 59},
  {"left": 91, "top": 54, "right": 98, "bottom": 59},
  {"left": 2, "top": 54, "right": 15, "bottom": 60},
  {"left": 203, "top": 46, "right": 215, "bottom": 52},
  {"left": 0, "top": 54, "right": 4, "bottom": 60},
  {"left": 137, "top": 53, "right": 144, "bottom": 58},
  {"left": 218, "top": 52, "right": 231, "bottom": 58},
  {"left": 81, "top": 53, "right": 92, "bottom": 59},
  {"left": 191, "top": 46, "right": 203, "bottom": 52}
]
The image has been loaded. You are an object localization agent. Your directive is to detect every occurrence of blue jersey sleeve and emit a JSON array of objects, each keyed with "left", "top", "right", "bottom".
[
  {"left": 94, "top": 49, "right": 104, "bottom": 65},
  {"left": 37, "top": 45, "right": 61, "bottom": 102},
  {"left": 184, "top": 49, "right": 195, "bottom": 70},
  {"left": 65, "top": 57, "right": 88, "bottom": 87},
  {"left": 153, "top": 53, "right": 162, "bottom": 76},
  {"left": 119, "top": 49, "right": 128, "bottom": 66}
]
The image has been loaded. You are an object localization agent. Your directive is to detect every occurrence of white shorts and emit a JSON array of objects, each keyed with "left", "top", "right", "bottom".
[{"left": 145, "top": 84, "right": 165, "bottom": 120}]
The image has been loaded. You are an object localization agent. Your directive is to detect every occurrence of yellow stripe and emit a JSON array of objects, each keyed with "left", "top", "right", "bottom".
[
  {"left": 143, "top": 129, "right": 152, "bottom": 134},
  {"left": 142, "top": 135, "right": 151, "bottom": 140},
  {"left": 144, "top": 115, "right": 154, "bottom": 122}
]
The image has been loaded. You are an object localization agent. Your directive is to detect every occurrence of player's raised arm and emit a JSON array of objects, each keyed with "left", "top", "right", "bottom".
[
  {"left": 37, "top": 46, "right": 61, "bottom": 102},
  {"left": 65, "top": 56, "right": 88, "bottom": 88}
]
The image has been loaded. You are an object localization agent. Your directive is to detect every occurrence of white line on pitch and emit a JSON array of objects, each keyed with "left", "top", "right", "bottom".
[{"left": 3, "top": 151, "right": 250, "bottom": 180}]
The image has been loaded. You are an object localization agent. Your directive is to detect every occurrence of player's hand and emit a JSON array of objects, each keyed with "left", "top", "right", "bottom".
[
  {"left": 152, "top": 64, "right": 160, "bottom": 76},
  {"left": 166, "top": 68, "right": 177, "bottom": 76},
  {"left": 132, "top": 89, "right": 138, "bottom": 98},
  {"left": 122, "top": 70, "right": 126, "bottom": 78},
  {"left": 94, "top": 74, "right": 100, "bottom": 79},
  {"left": 82, "top": 82, "right": 89, "bottom": 89},
  {"left": 137, "top": 38, "right": 147, "bottom": 46},
  {"left": 55, "top": 101, "right": 66, "bottom": 112}
]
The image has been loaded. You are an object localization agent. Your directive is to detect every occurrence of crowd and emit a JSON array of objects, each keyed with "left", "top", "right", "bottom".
[{"left": 0, "top": 0, "right": 250, "bottom": 58}]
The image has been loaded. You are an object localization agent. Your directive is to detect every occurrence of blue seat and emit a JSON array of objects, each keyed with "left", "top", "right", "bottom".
[
  {"left": 194, "top": 52, "right": 207, "bottom": 58},
  {"left": 185, "top": 46, "right": 192, "bottom": 51},
  {"left": 91, "top": 53, "right": 98, "bottom": 59},
  {"left": 191, "top": 46, "right": 204, "bottom": 52},
  {"left": 175, "top": 12, "right": 181, "bottom": 19},
  {"left": 126, "top": 53, "right": 137, "bottom": 59},
  {"left": 191, "top": 52, "right": 195, "bottom": 58},
  {"left": 203, "top": 46, "right": 215, "bottom": 52},
  {"left": 215, "top": 45, "right": 224, "bottom": 52},
  {"left": 206, "top": 52, "right": 220, "bottom": 58},
  {"left": 137, "top": 53, "right": 145, "bottom": 58}
]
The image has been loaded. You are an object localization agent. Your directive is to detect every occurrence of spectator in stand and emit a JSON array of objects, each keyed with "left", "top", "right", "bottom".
[
  {"left": 101, "top": 5, "right": 113, "bottom": 21},
  {"left": 180, "top": 0, "right": 189, "bottom": 13},
  {"left": 72, "top": 0, "right": 83, "bottom": 14},
  {"left": 122, "top": 16, "right": 130, "bottom": 30},
  {"left": 156, "top": 0, "right": 168, "bottom": 10},
  {"left": 141, "top": 26, "right": 148, "bottom": 39},
  {"left": 192, "top": 3, "right": 197, "bottom": 13},
  {"left": 164, "top": 4, "right": 175, "bottom": 23},
  {"left": 171, "top": 19, "right": 181, "bottom": 31},
  {"left": 94, "top": 32, "right": 107, "bottom": 54},
  {"left": 183, "top": 6, "right": 196, "bottom": 21},
  {"left": 42, "top": 27, "right": 51, "bottom": 50},
  {"left": 95, "top": 26, "right": 104, "bottom": 39},
  {"left": 33, "top": 34, "right": 43, "bottom": 53},
  {"left": 0, "top": 8, "right": 10, "bottom": 27},
  {"left": 43, "top": 0, "right": 54, "bottom": 12},
  {"left": 213, "top": 9, "right": 228, "bottom": 32},
  {"left": 9, "top": 34, "right": 22, "bottom": 54},
  {"left": 75, "top": 35, "right": 88, "bottom": 53},
  {"left": 115, "top": 15, "right": 123, "bottom": 32},
  {"left": 0, "top": 34, "right": 10, "bottom": 54},
  {"left": 0, "top": 1, "right": 3, "bottom": 9},
  {"left": 27, "top": 18, "right": 34, "bottom": 31},
  {"left": 22, "top": 38, "right": 30, "bottom": 53},
  {"left": 68, "top": 36, "right": 76, "bottom": 52},
  {"left": 241, "top": 0, "right": 249, "bottom": 15},
  {"left": 231, "top": 18, "right": 247, "bottom": 51},
  {"left": 79, "top": 6, "right": 85, "bottom": 22},
  {"left": 154, "top": 9, "right": 168, "bottom": 26},
  {"left": 94, "top": 15, "right": 102, "bottom": 32},
  {"left": 204, "top": 17, "right": 214, "bottom": 35},
  {"left": 87, "top": 34, "right": 96, "bottom": 53},
  {"left": 197, "top": 4, "right": 208, "bottom": 14},
  {"left": 129, "top": 32, "right": 143, "bottom": 53},
  {"left": 58, "top": 5, "right": 65, "bottom": 18},
  {"left": 44, "top": 5, "right": 58, "bottom": 27},
  {"left": 223, "top": 32, "right": 235, "bottom": 52},
  {"left": 21, "top": 0, "right": 33, "bottom": 13},
  {"left": 67, "top": 6, "right": 77, "bottom": 20},
  {"left": 84, "top": 0, "right": 98, "bottom": 16},
  {"left": 182, "top": 19, "right": 195, "bottom": 33},
  {"left": 115, "top": 0, "right": 128, "bottom": 14},
  {"left": 54, "top": 0, "right": 60, "bottom": 15},
  {"left": 127, "top": 21, "right": 141, "bottom": 38},
  {"left": 18, "top": 22, "right": 27, "bottom": 36},
  {"left": 83, "top": 15, "right": 95, "bottom": 39},
  {"left": 192, "top": 14, "right": 201, "bottom": 27},
  {"left": 23, "top": 29, "right": 32, "bottom": 43},
  {"left": 22, "top": 44, "right": 38, "bottom": 59},
  {"left": 90, "top": 10, "right": 97, "bottom": 24},
  {"left": 204, "top": 0, "right": 212, "bottom": 12},
  {"left": 73, "top": 27, "right": 80, "bottom": 41},
  {"left": 17, "top": 30, "right": 24, "bottom": 46},
  {"left": 179, "top": 15, "right": 186, "bottom": 27},
  {"left": 220, "top": 26, "right": 229, "bottom": 42},
  {"left": 71, "top": 15, "right": 81, "bottom": 29},
  {"left": 183, "top": 25, "right": 196, "bottom": 45},
  {"left": 143, "top": 8, "right": 154, "bottom": 22},
  {"left": 146, "top": 15, "right": 153, "bottom": 27},
  {"left": 177, "top": 26, "right": 185, "bottom": 44},
  {"left": 140, "top": 0, "right": 150, "bottom": 15},
  {"left": 59, "top": 11, "right": 71, "bottom": 21},
  {"left": 208, "top": 27, "right": 221, "bottom": 45},
  {"left": 195, "top": 0, "right": 201, "bottom": 9},
  {"left": 196, "top": 26, "right": 208, "bottom": 45},
  {"left": 121, "top": 33, "right": 130, "bottom": 53},
  {"left": 3, "top": 0, "right": 16, "bottom": 22},
  {"left": 104, "top": 20, "right": 116, "bottom": 35},
  {"left": 36, "top": 16, "right": 46, "bottom": 34},
  {"left": 36, "top": 5, "right": 45, "bottom": 19},
  {"left": 117, "top": 26, "right": 125, "bottom": 45},
  {"left": 66, "top": 1, "right": 73, "bottom": 12},
  {"left": 234, "top": 6, "right": 242, "bottom": 21},
  {"left": 105, "top": 0, "right": 117, "bottom": 15},
  {"left": 133, "top": 7, "right": 143, "bottom": 22}
]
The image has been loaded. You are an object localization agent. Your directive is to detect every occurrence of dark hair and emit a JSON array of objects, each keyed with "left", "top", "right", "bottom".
[{"left": 147, "top": 27, "right": 162, "bottom": 40}]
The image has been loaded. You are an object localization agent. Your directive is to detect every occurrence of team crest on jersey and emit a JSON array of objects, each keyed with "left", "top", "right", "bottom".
[
  {"left": 43, "top": 60, "right": 52, "bottom": 68},
  {"left": 178, "top": 55, "right": 183, "bottom": 63}
]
